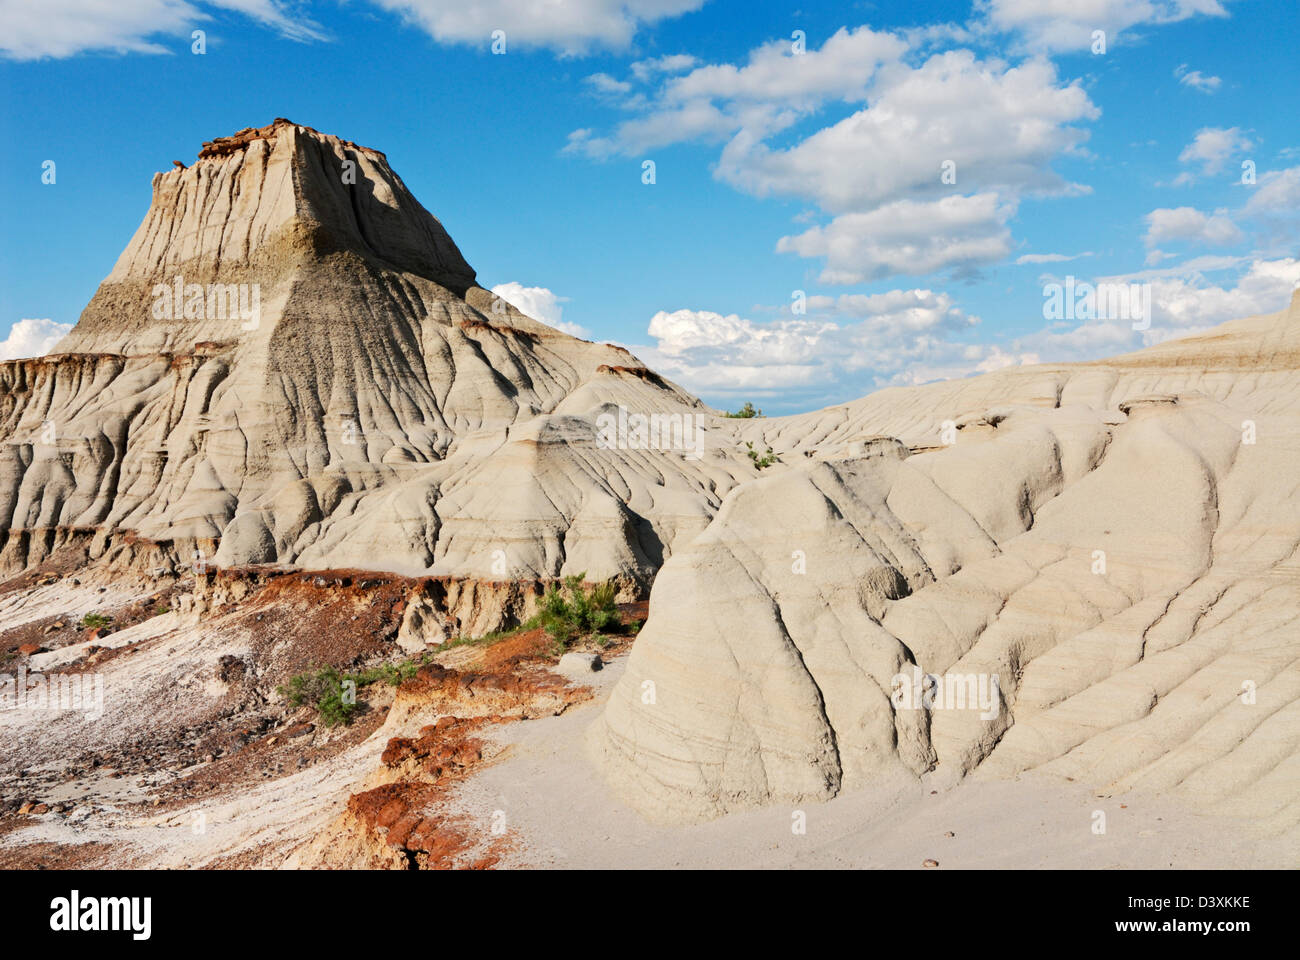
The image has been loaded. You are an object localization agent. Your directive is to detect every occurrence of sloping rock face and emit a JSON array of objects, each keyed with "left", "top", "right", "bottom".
[
  {"left": 0, "top": 120, "right": 752, "bottom": 588},
  {"left": 593, "top": 292, "right": 1300, "bottom": 827}
]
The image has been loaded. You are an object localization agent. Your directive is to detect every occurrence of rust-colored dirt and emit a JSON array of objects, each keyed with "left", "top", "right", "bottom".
[
  {"left": 346, "top": 712, "right": 514, "bottom": 870},
  {"left": 331, "top": 658, "right": 600, "bottom": 869}
]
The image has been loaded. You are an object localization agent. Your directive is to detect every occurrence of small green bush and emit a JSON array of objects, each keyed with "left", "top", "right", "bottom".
[
  {"left": 745, "top": 441, "right": 778, "bottom": 469},
  {"left": 725, "top": 402, "right": 762, "bottom": 418},
  {"left": 352, "top": 660, "right": 421, "bottom": 688},
  {"left": 278, "top": 586, "right": 632, "bottom": 726},
  {"left": 538, "top": 573, "right": 621, "bottom": 648},
  {"left": 279, "top": 666, "right": 354, "bottom": 726},
  {"left": 316, "top": 684, "right": 356, "bottom": 728},
  {"left": 80, "top": 612, "right": 112, "bottom": 629},
  {"left": 278, "top": 654, "right": 434, "bottom": 727}
]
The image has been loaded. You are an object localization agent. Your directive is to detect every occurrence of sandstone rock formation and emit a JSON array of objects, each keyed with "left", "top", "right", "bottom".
[
  {"left": 593, "top": 291, "right": 1300, "bottom": 828},
  {"left": 0, "top": 120, "right": 757, "bottom": 607}
]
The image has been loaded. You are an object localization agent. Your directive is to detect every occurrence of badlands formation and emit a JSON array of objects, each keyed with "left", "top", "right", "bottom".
[
  {"left": 595, "top": 292, "right": 1300, "bottom": 832},
  {"left": 0, "top": 120, "right": 1296, "bottom": 866},
  {"left": 1, "top": 119, "right": 747, "bottom": 631}
]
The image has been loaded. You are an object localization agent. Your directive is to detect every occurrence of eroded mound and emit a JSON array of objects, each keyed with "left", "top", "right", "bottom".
[{"left": 592, "top": 291, "right": 1300, "bottom": 829}]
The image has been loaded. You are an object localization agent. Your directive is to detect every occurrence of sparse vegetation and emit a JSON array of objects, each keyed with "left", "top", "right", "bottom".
[
  {"left": 278, "top": 579, "right": 635, "bottom": 725},
  {"left": 725, "top": 401, "right": 762, "bottom": 418},
  {"left": 278, "top": 654, "right": 432, "bottom": 727},
  {"left": 350, "top": 659, "right": 424, "bottom": 688},
  {"left": 436, "top": 616, "right": 542, "bottom": 652},
  {"left": 80, "top": 612, "right": 112, "bottom": 629},
  {"left": 538, "top": 573, "right": 621, "bottom": 651},
  {"left": 279, "top": 666, "right": 353, "bottom": 726},
  {"left": 745, "top": 441, "right": 779, "bottom": 469}
]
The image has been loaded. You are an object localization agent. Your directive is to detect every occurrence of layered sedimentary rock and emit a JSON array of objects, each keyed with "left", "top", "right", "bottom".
[
  {"left": 0, "top": 120, "right": 753, "bottom": 590},
  {"left": 593, "top": 292, "right": 1300, "bottom": 827},
  {"left": 7, "top": 119, "right": 1297, "bottom": 841}
]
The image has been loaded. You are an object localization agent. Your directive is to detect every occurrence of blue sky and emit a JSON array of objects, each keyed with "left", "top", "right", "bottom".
[{"left": 1, "top": 0, "right": 1297, "bottom": 413}]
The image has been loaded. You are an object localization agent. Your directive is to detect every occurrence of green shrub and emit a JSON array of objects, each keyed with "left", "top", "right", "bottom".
[
  {"left": 278, "top": 654, "right": 435, "bottom": 727},
  {"left": 352, "top": 660, "right": 421, "bottom": 688},
  {"left": 745, "top": 441, "right": 778, "bottom": 469},
  {"left": 725, "top": 401, "right": 762, "bottom": 418},
  {"left": 279, "top": 584, "right": 630, "bottom": 726},
  {"left": 316, "top": 684, "right": 356, "bottom": 728},
  {"left": 80, "top": 612, "right": 112, "bottom": 629},
  {"left": 538, "top": 573, "right": 621, "bottom": 649},
  {"left": 279, "top": 666, "right": 353, "bottom": 726}
]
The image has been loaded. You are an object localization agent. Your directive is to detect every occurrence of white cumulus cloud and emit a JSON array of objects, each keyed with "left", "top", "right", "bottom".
[
  {"left": 1005, "top": 257, "right": 1300, "bottom": 362},
  {"left": 1144, "top": 206, "right": 1244, "bottom": 248},
  {"left": 1175, "top": 64, "right": 1221, "bottom": 92},
  {"left": 978, "top": 0, "right": 1229, "bottom": 54},
  {"left": 0, "top": 318, "right": 73, "bottom": 361},
  {"left": 630, "top": 289, "right": 985, "bottom": 400},
  {"left": 568, "top": 31, "right": 1097, "bottom": 284},
  {"left": 777, "top": 194, "right": 1017, "bottom": 285},
  {"left": 490, "top": 282, "right": 588, "bottom": 338},
  {"left": 1176, "top": 126, "right": 1254, "bottom": 181},
  {"left": 1244, "top": 165, "right": 1300, "bottom": 223},
  {"left": 0, "top": 0, "right": 325, "bottom": 59},
  {"left": 365, "top": 0, "right": 706, "bottom": 56}
]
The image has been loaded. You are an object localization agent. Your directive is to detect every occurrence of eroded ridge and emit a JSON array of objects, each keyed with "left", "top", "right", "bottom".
[{"left": 592, "top": 291, "right": 1300, "bottom": 828}]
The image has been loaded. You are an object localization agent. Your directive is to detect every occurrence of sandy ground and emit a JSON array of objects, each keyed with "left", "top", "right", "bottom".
[{"left": 451, "top": 657, "right": 1298, "bottom": 869}]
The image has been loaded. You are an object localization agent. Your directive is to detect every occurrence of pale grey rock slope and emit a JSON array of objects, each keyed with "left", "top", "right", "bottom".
[
  {"left": 593, "top": 292, "right": 1300, "bottom": 829},
  {"left": 0, "top": 120, "right": 757, "bottom": 588}
]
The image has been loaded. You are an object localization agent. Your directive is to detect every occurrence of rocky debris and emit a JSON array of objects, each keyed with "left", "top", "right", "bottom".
[
  {"left": 217, "top": 655, "right": 247, "bottom": 684},
  {"left": 555, "top": 651, "right": 603, "bottom": 678},
  {"left": 0, "top": 559, "right": 622, "bottom": 868},
  {"left": 381, "top": 716, "right": 490, "bottom": 782},
  {"left": 294, "top": 640, "right": 599, "bottom": 869},
  {"left": 197, "top": 118, "right": 379, "bottom": 162},
  {"left": 340, "top": 782, "right": 505, "bottom": 870}
]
